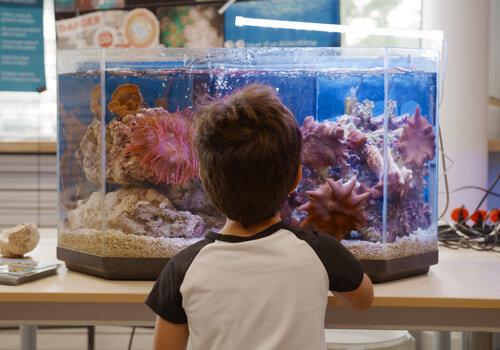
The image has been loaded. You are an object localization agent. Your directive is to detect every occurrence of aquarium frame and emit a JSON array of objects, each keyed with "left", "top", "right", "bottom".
[{"left": 57, "top": 46, "right": 441, "bottom": 282}]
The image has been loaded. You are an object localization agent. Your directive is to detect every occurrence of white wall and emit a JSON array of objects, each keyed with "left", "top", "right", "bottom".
[
  {"left": 491, "top": 0, "right": 500, "bottom": 99},
  {"left": 489, "top": 0, "right": 500, "bottom": 138},
  {"left": 422, "top": 0, "right": 490, "bottom": 217}
]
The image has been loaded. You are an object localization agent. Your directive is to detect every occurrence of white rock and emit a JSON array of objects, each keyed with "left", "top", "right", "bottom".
[{"left": 0, "top": 223, "right": 40, "bottom": 258}]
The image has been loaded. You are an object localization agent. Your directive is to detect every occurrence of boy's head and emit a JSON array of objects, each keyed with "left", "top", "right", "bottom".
[{"left": 194, "top": 84, "right": 302, "bottom": 228}]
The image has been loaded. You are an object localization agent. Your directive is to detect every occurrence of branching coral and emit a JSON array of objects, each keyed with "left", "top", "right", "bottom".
[
  {"left": 300, "top": 116, "right": 348, "bottom": 171},
  {"left": 125, "top": 108, "right": 199, "bottom": 186},
  {"left": 366, "top": 145, "right": 412, "bottom": 198},
  {"left": 299, "top": 177, "right": 370, "bottom": 240},
  {"left": 399, "top": 107, "right": 436, "bottom": 168},
  {"left": 108, "top": 84, "right": 144, "bottom": 119}
]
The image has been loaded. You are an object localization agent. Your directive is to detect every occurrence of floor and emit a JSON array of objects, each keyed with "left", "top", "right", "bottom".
[
  {"left": 0, "top": 326, "right": 153, "bottom": 350},
  {"left": 0, "top": 327, "right": 496, "bottom": 350}
]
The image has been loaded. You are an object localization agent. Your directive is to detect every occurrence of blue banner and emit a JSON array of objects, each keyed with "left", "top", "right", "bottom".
[
  {"left": 224, "top": 0, "right": 340, "bottom": 48},
  {"left": 0, "top": 0, "right": 46, "bottom": 92}
]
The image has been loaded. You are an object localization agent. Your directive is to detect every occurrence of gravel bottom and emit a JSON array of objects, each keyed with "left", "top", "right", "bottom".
[
  {"left": 342, "top": 226, "right": 438, "bottom": 260},
  {"left": 60, "top": 226, "right": 437, "bottom": 260},
  {"left": 59, "top": 229, "right": 201, "bottom": 258}
]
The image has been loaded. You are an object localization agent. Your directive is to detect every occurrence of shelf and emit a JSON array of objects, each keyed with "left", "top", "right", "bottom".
[
  {"left": 0, "top": 141, "right": 56, "bottom": 154},
  {"left": 490, "top": 96, "right": 500, "bottom": 108},
  {"left": 489, "top": 138, "right": 500, "bottom": 153}
]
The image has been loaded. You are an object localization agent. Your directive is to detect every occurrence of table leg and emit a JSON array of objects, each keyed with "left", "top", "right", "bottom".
[
  {"left": 20, "top": 325, "right": 37, "bottom": 350},
  {"left": 87, "top": 326, "right": 95, "bottom": 350},
  {"left": 409, "top": 331, "right": 423, "bottom": 350},
  {"left": 435, "top": 331, "right": 451, "bottom": 350},
  {"left": 462, "top": 332, "right": 493, "bottom": 350}
]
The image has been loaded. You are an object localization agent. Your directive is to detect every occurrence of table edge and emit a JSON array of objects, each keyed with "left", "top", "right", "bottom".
[{"left": 0, "top": 294, "right": 499, "bottom": 309}]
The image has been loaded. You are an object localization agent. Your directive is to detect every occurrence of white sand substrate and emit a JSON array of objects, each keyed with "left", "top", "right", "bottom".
[
  {"left": 342, "top": 226, "right": 438, "bottom": 260},
  {"left": 59, "top": 226, "right": 437, "bottom": 260},
  {"left": 59, "top": 229, "right": 200, "bottom": 258}
]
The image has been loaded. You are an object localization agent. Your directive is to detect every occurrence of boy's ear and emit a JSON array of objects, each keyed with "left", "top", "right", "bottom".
[{"left": 289, "top": 165, "right": 302, "bottom": 194}]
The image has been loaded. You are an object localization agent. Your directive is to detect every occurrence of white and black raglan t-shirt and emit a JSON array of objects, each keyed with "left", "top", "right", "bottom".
[{"left": 146, "top": 221, "right": 364, "bottom": 350}]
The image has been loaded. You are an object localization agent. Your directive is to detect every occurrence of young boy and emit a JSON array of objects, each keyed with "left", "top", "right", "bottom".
[{"left": 146, "top": 84, "right": 373, "bottom": 350}]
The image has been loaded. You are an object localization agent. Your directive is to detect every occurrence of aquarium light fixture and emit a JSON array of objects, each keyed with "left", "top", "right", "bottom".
[
  {"left": 219, "top": 0, "right": 237, "bottom": 14},
  {"left": 235, "top": 16, "right": 444, "bottom": 50}
]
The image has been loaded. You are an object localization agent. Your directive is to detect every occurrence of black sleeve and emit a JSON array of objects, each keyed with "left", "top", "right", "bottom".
[
  {"left": 145, "top": 239, "right": 212, "bottom": 324},
  {"left": 287, "top": 226, "right": 364, "bottom": 292},
  {"left": 146, "top": 258, "right": 188, "bottom": 324}
]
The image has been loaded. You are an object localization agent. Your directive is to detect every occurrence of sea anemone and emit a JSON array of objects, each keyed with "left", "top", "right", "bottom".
[
  {"left": 299, "top": 177, "right": 370, "bottom": 240},
  {"left": 399, "top": 107, "right": 436, "bottom": 168},
  {"left": 125, "top": 108, "right": 199, "bottom": 185}
]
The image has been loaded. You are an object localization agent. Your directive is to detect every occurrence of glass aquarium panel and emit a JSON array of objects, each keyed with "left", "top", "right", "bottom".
[
  {"left": 57, "top": 47, "right": 439, "bottom": 281},
  {"left": 58, "top": 49, "right": 107, "bottom": 256},
  {"left": 382, "top": 48, "right": 439, "bottom": 260}
]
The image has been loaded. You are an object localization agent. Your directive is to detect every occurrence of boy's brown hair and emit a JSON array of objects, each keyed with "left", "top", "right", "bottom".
[{"left": 194, "top": 84, "right": 302, "bottom": 228}]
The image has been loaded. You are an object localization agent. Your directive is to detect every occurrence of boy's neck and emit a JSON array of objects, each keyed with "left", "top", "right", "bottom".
[{"left": 219, "top": 214, "right": 282, "bottom": 237}]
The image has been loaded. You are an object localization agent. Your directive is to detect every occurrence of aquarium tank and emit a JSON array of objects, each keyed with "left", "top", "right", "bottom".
[{"left": 57, "top": 47, "right": 440, "bottom": 282}]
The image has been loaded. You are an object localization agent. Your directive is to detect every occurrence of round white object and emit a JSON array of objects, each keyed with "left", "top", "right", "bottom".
[{"left": 325, "top": 329, "right": 415, "bottom": 350}]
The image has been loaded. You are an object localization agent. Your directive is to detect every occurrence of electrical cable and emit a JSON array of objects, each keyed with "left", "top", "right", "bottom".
[
  {"left": 438, "top": 127, "right": 449, "bottom": 219},
  {"left": 439, "top": 175, "right": 500, "bottom": 252},
  {"left": 437, "top": 37, "right": 449, "bottom": 220},
  {"left": 128, "top": 327, "right": 136, "bottom": 350},
  {"left": 439, "top": 186, "right": 500, "bottom": 198},
  {"left": 458, "top": 175, "right": 500, "bottom": 225},
  {"left": 439, "top": 222, "right": 500, "bottom": 253}
]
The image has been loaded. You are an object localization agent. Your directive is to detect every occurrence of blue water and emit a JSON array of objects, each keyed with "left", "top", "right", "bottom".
[
  {"left": 59, "top": 68, "right": 437, "bottom": 126},
  {"left": 58, "top": 66, "right": 438, "bottom": 239}
]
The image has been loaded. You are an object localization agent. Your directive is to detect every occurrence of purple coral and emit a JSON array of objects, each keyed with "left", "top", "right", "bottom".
[
  {"left": 399, "top": 107, "right": 436, "bottom": 168},
  {"left": 300, "top": 116, "right": 348, "bottom": 171},
  {"left": 347, "top": 130, "right": 367, "bottom": 151},
  {"left": 299, "top": 177, "right": 370, "bottom": 240}
]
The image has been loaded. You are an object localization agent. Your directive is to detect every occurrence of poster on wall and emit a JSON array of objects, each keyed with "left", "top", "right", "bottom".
[
  {"left": 0, "top": 0, "right": 46, "bottom": 92},
  {"left": 54, "top": 0, "right": 124, "bottom": 13},
  {"left": 56, "top": 8, "right": 159, "bottom": 49},
  {"left": 157, "top": 5, "right": 223, "bottom": 48},
  {"left": 224, "top": 0, "right": 340, "bottom": 47}
]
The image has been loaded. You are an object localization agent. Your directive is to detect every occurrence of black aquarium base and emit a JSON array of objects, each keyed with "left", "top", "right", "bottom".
[
  {"left": 57, "top": 246, "right": 438, "bottom": 282},
  {"left": 57, "top": 247, "right": 169, "bottom": 280},
  {"left": 360, "top": 250, "right": 438, "bottom": 283}
]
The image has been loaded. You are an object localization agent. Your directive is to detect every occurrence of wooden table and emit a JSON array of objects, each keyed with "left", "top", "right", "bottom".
[{"left": 1, "top": 230, "right": 499, "bottom": 349}]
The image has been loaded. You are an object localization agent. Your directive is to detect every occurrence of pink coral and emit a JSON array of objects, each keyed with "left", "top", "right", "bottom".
[
  {"left": 300, "top": 116, "right": 348, "bottom": 171},
  {"left": 299, "top": 177, "right": 370, "bottom": 240},
  {"left": 399, "top": 107, "right": 436, "bottom": 168},
  {"left": 125, "top": 108, "right": 199, "bottom": 185}
]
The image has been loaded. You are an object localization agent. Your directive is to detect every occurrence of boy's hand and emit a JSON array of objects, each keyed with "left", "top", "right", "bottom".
[
  {"left": 153, "top": 316, "right": 189, "bottom": 350},
  {"left": 333, "top": 273, "right": 374, "bottom": 311}
]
